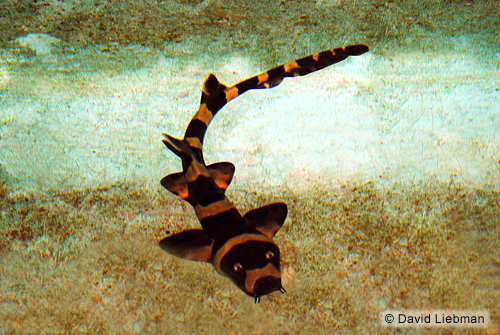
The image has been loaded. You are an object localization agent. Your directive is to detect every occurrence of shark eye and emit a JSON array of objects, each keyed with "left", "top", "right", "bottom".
[
  {"left": 233, "top": 262, "right": 243, "bottom": 272},
  {"left": 265, "top": 251, "right": 275, "bottom": 260}
]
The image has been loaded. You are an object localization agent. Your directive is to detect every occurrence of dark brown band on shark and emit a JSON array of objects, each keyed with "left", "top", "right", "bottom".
[
  {"left": 186, "top": 175, "right": 226, "bottom": 207},
  {"left": 184, "top": 119, "right": 208, "bottom": 142},
  {"left": 199, "top": 208, "right": 244, "bottom": 238},
  {"left": 202, "top": 74, "right": 228, "bottom": 116},
  {"left": 194, "top": 198, "right": 233, "bottom": 222},
  {"left": 213, "top": 233, "right": 276, "bottom": 275}
]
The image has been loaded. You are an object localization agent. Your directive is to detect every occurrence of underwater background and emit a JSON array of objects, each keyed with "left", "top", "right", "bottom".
[{"left": 0, "top": 0, "right": 499, "bottom": 334}]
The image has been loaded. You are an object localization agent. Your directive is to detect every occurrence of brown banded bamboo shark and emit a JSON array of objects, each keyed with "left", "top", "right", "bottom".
[{"left": 159, "top": 44, "right": 369, "bottom": 302}]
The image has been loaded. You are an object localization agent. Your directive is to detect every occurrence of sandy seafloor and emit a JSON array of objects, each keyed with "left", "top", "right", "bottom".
[{"left": 0, "top": 3, "right": 500, "bottom": 334}]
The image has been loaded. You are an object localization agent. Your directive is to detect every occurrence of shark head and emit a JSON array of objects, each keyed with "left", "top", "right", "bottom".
[
  {"left": 217, "top": 237, "right": 285, "bottom": 302},
  {"left": 160, "top": 202, "right": 288, "bottom": 302}
]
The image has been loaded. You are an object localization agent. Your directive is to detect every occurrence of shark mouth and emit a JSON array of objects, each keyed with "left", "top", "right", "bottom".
[{"left": 253, "top": 276, "right": 286, "bottom": 303}]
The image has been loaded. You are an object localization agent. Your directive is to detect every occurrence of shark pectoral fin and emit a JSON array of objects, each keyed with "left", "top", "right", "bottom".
[
  {"left": 160, "top": 172, "right": 189, "bottom": 199},
  {"left": 207, "top": 162, "right": 235, "bottom": 191},
  {"left": 159, "top": 229, "right": 213, "bottom": 263},
  {"left": 243, "top": 202, "right": 288, "bottom": 239}
]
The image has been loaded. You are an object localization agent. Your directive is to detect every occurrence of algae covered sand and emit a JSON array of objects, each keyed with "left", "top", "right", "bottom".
[{"left": 0, "top": 181, "right": 499, "bottom": 334}]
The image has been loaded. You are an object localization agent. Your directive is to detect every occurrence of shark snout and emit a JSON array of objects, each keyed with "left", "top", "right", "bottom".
[{"left": 253, "top": 276, "right": 286, "bottom": 303}]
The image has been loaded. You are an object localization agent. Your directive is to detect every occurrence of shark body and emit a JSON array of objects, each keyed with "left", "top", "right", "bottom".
[{"left": 160, "top": 44, "right": 369, "bottom": 302}]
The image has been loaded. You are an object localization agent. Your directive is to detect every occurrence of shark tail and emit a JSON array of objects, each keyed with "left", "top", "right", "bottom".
[{"left": 180, "top": 44, "right": 369, "bottom": 147}]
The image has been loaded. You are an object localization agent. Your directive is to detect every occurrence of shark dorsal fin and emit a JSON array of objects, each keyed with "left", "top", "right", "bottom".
[
  {"left": 160, "top": 162, "right": 235, "bottom": 200},
  {"left": 243, "top": 202, "right": 288, "bottom": 239},
  {"left": 159, "top": 229, "right": 213, "bottom": 263}
]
